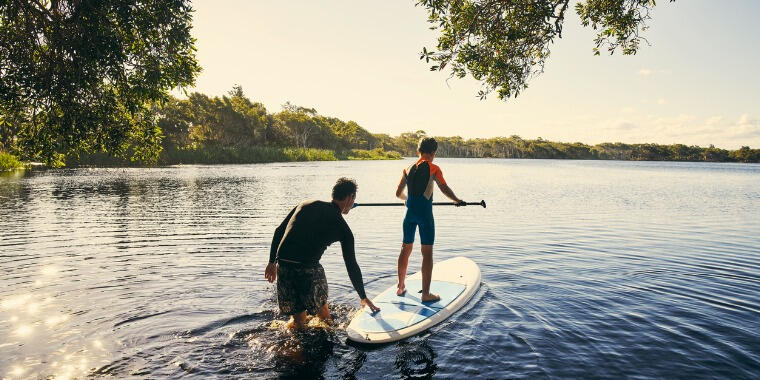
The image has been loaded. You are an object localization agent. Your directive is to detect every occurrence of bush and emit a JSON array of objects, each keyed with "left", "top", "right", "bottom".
[
  {"left": 283, "top": 148, "right": 337, "bottom": 161},
  {"left": 0, "top": 152, "right": 23, "bottom": 171}
]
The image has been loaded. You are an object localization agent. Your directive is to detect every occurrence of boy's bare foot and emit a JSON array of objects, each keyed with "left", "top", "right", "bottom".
[
  {"left": 421, "top": 293, "right": 440, "bottom": 303},
  {"left": 396, "top": 284, "right": 406, "bottom": 296}
]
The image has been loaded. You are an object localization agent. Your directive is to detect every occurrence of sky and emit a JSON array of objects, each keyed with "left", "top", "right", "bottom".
[{"left": 187, "top": 0, "right": 760, "bottom": 149}]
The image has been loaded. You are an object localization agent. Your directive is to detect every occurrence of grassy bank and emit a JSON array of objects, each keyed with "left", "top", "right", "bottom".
[
  {"left": 0, "top": 152, "right": 23, "bottom": 171},
  {"left": 160, "top": 146, "right": 338, "bottom": 165},
  {"left": 64, "top": 146, "right": 402, "bottom": 167},
  {"left": 341, "top": 148, "right": 403, "bottom": 160},
  {"left": 161, "top": 146, "right": 400, "bottom": 164}
]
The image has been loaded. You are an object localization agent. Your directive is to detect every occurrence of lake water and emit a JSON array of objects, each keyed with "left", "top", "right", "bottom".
[{"left": 1, "top": 159, "right": 759, "bottom": 379}]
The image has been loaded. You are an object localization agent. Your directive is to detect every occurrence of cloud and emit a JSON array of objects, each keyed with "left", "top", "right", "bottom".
[
  {"left": 657, "top": 98, "right": 667, "bottom": 105},
  {"left": 705, "top": 116, "right": 724, "bottom": 126},
  {"left": 612, "top": 121, "right": 638, "bottom": 131},
  {"left": 647, "top": 114, "right": 760, "bottom": 148},
  {"left": 637, "top": 68, "right": 670, "bottom": 78},
  {"left": 738, "top": 113, "right": 757, "bottom": 125},
  {"left": 582, "top": 114, "right": 760, "bottom": 149},
  {"left": 620, "top": 106, "right": 636, "bottom": 113},
  {"left": 732, "top": 114, "right": 760, "bottom": 139},
  {"left": 522, "top": 113, "right": 760, "bottom": 150}
]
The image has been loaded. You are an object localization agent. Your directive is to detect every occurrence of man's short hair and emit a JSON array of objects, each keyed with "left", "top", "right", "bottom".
[
  {"left": 332, "top": 177, "right": 357, "bottom": 200},
  {"left": 417, "top": 137, "right": 438, "bottom": 154}
]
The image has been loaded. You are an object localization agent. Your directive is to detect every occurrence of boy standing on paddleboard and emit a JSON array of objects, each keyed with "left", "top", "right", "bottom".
[
  {"left": 265, "top": 177, "right": 380, "bottom": 329},
  {"left": 395, "top": 137, "right": 465, "bottom": 302}
]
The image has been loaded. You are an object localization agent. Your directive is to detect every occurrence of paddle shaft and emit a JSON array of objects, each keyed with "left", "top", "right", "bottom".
[{"left": 356, "top": 200, "right": 486, "bottom": 208}]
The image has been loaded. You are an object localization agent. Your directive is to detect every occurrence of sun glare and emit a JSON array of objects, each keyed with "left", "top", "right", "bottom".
[
  {"left": 45, "top": 314, "right": 70, "bottom": 327},
  {"left": 1, "top": 294, "right": 32, "bottom": 310},
  {"left": 8, "top": 366, "right": 25, "bottom": 377},
  {"left": 14, "top": 324, "right": 34, "bottom": 337},
  {"left": 41, "top": 265, "right": 59, "bottom": 276}
]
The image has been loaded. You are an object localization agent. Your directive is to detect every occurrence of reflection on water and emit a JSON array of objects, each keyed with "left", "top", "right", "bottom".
[
  {"left": 395, "top": 340, "right": 438, "bottom": 379},
  {"left": 1, "top": 160, "right": 759, "bottom": 378}
]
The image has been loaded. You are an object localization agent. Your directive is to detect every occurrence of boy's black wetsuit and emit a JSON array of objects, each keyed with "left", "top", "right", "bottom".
[{"left": 269, "top": 200, "right": 366, "bottom": 314}]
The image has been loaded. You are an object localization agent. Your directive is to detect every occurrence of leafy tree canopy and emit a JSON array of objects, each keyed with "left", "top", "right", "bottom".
[
  {"left": 0, "top": 0, "right": 200, "bottom": 165},
  {"left": 417, "top": 0, "right": 675, "bottom": 100}
]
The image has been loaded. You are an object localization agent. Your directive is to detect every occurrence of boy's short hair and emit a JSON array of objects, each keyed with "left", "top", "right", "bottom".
[
  {"left": 332, "top": 177, "right": 357, "bottom": 200},
  {"left": 417, "top": 137, "right": 438, "bottom": 154}
]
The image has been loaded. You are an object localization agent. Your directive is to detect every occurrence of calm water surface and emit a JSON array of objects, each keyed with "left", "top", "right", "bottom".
[{"left": 1, "top": 159, "right": 759, "bottom": 379}]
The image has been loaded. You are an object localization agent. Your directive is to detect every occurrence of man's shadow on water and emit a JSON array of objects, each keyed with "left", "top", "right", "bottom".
[
  {"left": 271, "top": 327, "right": 438, "bottom": 380},
  {"left": 268, "top": 317, "right": 368, "bottom": 380},
  {"left": 272, "top": 327, "right": 338, "bottom": 379}
]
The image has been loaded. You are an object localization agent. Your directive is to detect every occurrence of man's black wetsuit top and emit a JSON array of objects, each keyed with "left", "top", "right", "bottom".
[{"left": 269, "top": 200, "right": 366, "bottom": 299}]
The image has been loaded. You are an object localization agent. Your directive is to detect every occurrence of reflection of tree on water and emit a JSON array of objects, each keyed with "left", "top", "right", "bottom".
[{"left": 395, "top": 340, "right": 438, "bottom": 379}]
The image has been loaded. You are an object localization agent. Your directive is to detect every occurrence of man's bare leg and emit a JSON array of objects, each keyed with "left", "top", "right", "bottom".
[
  {"left": 397, "top": 243, "right": 414, "bottom": 295},
  {"left": 317, "top": 303, "right": 332, "bottom": 324},
  {"left": 286, "top": 311, "right": 307, "bottom": 329},
  {"left": 420, "top": 244, "right": 440, "bottom": 302}
]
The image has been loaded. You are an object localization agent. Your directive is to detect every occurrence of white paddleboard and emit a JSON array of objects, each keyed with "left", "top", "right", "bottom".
[{"left": 346, "top": 256, "right": 481, "bottom": 344}]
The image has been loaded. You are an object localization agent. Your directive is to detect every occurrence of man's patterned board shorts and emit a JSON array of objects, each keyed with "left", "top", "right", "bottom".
[{"left": 276, "top": 262, "right": 328, "bottom": 315}]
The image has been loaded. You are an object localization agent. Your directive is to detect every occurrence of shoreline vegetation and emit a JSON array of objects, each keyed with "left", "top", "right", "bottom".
[
  {"left": 2, "top": 87, "right": 758, "bottom": 170},
  {"left": 64, "top": 146, "right": 402, "bottom": 167}
]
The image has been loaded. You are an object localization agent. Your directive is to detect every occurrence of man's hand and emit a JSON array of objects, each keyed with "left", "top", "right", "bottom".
[
  {"left": 455, "top": 199, "right": 466, "bottom": 207},
  {"left": 361, "top": 298, "right": 380, "bottom": 313},
  {"left": 265, "top": 262, "right": 277, "bottom": 283}
]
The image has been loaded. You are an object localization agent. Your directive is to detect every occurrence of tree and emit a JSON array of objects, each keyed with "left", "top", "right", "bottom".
[
  {"left": 417, "top": 0, "right": 675, "bottom": 100},
  {"left": 157, "top": 97, "right": 194, "bottom": 149},
  {"left": 730, "top": 146, "right": 760, "bottom": 163},
  {"left": 226, "top": 85, "right": 269, "bottom": 145},
  {"left": 0, "top": 0, "right": 200, "bottom": 165},
  {"left": 276, "top": 103, "right": 320, "bottom": 149}
]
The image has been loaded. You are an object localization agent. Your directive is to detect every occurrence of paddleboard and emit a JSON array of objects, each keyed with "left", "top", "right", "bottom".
[{"left": 346, "top": 256, "right": 481, "bottom": 344}]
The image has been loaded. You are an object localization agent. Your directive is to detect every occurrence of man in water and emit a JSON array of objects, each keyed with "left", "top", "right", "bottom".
[
  {"left": 265, "top": 177, "right": 380, "bottom": 329},
  {"left": 395, "top": 137, "right": 464, "bottom": 302}
]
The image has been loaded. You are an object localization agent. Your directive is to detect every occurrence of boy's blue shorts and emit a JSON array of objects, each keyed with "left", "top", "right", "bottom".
[{"left": 402, "top": 196, "right": 435, "bottom": 245}]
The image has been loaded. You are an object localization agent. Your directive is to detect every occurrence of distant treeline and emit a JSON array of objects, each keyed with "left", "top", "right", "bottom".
[
  {"left": 377, "top": 132, "right": 760, "bottom": 163},
  {"left": 149, "top": 86, "right": 758, "bottom": 164}
]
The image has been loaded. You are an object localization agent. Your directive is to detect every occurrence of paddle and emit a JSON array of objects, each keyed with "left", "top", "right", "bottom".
[{"left": 354, "top": 200, "right": 486, "bottom": 208}]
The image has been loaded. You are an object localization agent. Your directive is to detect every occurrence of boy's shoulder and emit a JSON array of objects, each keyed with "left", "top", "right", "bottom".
[{"left": 428, "top": 161, "right": 443, "bottom": 172}]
